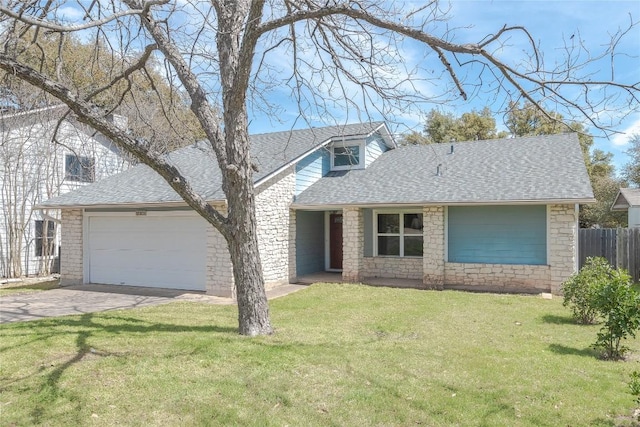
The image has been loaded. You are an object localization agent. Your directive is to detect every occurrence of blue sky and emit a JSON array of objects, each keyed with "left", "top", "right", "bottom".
[
  {"left": 247, "top": 1, "right": 640, "bottom": 174},
  {"left": 443, "top": 0, "right": 640, "bottom": 173},
  {"left": 55, "top": 1, "right": 640, "bottom": 173}
]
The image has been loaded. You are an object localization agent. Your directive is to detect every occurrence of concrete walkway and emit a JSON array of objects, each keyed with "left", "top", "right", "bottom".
[{"left": 0, "top": 283, "right": 307, "bottom": 324}]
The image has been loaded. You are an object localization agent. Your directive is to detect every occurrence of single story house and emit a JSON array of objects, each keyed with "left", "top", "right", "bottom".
[
  {"left": 39, "top": 122, "right": 594, "bottom": 296},
  {"left": 611, "top": 187, "right": 640, "bottom": 228}
]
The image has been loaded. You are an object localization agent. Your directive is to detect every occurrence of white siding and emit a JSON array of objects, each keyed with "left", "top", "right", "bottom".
[
  {"left": 0, "top": 112, "right": 128, "bottom": 277},
  {"left": 630, "top": 206, "right": 640, "bottom": 228}
]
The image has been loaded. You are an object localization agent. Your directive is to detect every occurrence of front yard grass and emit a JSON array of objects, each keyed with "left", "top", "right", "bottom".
[
  {"left": 0, "top": 278, "right": 59, "bottom": 296},
  {"left": 1, "top": 283, "right": 638, "bottom": 426}
]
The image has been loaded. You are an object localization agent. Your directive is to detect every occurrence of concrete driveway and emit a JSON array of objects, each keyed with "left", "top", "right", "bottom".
[{"left": 0, "top": 283, "right": 305, "bottom": 324}]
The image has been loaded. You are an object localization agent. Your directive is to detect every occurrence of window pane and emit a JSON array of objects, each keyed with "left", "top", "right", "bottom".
[
  {"left": 404, "top": 213, "right": 423, "bottom": 234},
  {"left": 35, "top": 220, "right": 43, "bottom": 238},
  {"left": 35, "top": 220, "right": 55, "bottom": 257},
  {"left": 334, "top": 145, "right": 360, "bottom": 167},
  {"left": 377, "top": 214, "right": 399, "bottom": 234},
  {"left": 65, "top": 154, "right": 95, "bottom": 182},
  {"left": 404, "top": 236, "right": 424, "bottom": 256},
  {"left": 378, "top": 236, "right": 400, "bottom": 256}
]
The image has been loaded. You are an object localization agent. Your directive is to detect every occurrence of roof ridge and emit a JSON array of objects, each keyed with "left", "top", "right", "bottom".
[{"left": 248, "top": 121, "right": 384, "bottom": 138}]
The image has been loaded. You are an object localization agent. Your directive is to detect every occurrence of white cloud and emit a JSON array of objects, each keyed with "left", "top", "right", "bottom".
[
  {"left": 611, "top": 115, "right": 640, "bottom": 146},
  {"left": 58, "top": 6, "right": 85, "bottom": 21}
]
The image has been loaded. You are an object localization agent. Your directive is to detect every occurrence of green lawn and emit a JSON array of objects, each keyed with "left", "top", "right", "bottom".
[
  {"left": 1, "top": 283, "right": 638, "bottom": 426},
  {"left": 0, "top": 279, "right": 59, "bottom": 296}
]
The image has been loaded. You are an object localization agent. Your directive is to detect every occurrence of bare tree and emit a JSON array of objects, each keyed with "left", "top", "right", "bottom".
[
  {"left": 0, "top": 0, "right": 637, "bottom": 335},
  {"left": 0, "top": 105, "right": 129, "bottom": 278},
  {"left": 0, "top": 108, "right": 61, "bottom": 277}
]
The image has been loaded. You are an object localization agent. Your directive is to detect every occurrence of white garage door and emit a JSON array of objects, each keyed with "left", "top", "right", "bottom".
[{"left": 88, "top": 214, "right": 207, "bottom": 290}]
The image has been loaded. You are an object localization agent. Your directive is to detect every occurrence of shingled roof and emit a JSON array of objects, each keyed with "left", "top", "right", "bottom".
[
  {"left": 611, "top": 187, "right": 640, "bottom": 210},
  {"left": 294, "top": 133, "right": 594, "bottom": 206},
  {"left": 1, "top": 104, "right": 122, "bottom": 155},
  {"left": 39, "top": 122, "right": 391, "bottom": 208}
]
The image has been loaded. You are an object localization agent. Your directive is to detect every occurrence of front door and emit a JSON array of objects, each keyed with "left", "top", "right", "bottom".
[{"left": 329, "top": 213, "right": 343, "bottom": 270}]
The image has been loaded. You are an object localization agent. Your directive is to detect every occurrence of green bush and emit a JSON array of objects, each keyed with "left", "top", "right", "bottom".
[
  {"left": 590, "top": 268, "right": 640, "bottom": 360},
  {"left": 561, "top": 257, "right": 612, "bottom": 324},
  {"left": 631, "top": 371, "right": 640, "bottom": 421},
  {"left": 631, "top": 371, "right": 640, "bottom": 404}
]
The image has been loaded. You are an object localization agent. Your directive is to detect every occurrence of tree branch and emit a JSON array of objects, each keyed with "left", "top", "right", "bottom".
[
  {"left": 84, "top": 43, "right": 158, "bottom": 103},
  {"left": 122, "top": 0, "right": 227, "bottom": 169},
  {"left": 0, "top": 54, "right": 229, "bottom": 231},
  {"left": 257, "top": 2, "right": 639, "bottom": 133},
  {"left": 0, "top": 1, "right": 168, "bottom": 33}
]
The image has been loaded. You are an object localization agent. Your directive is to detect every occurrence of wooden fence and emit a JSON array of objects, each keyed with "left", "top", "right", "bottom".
[{"left": 578, "top": 228, "right": 640, "bottom": 283}]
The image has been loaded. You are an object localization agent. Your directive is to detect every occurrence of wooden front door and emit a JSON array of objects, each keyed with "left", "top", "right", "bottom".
[{"left": 329, "top": 213, "right": 343, "bottom": 270}]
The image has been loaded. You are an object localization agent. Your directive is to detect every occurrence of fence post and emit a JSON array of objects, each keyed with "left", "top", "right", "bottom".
[{"left": 616, "top": 227, "right": 623, "bottom": 270}]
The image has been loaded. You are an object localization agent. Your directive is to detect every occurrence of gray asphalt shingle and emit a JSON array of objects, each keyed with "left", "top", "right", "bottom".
[
  {"left": 612, "top": 187, "right": 640, "bottom": 209},
  {"left": 294, "top": 133, "right": 594, "bottom": 206},
  {"left": 40, "top": 122, "right": 388, "bottom": 207}
]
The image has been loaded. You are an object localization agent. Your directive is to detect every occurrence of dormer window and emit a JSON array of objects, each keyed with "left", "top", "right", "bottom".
[{"left": 331, "top": 141, "right": 365, "bottom": 171}]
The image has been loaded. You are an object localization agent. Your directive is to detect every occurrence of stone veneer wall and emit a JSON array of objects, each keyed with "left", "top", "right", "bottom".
[
  {"left": 60, "top": 209, "right": 83, "bottom": 286},
  {"left": 362, "top": 257, "right": 422, "bottom": 279},
  {"left": 342, "top": 207, "right": 363, "bottom": 282},
  {"left": 205, "top": 203, "right": 234, "bottom": 297},
  {"left": 422, "top": 206, "right": 445, "bottom": 289},
  {"left": 444, "top": 263, "right": 552, "bottom": 293},
  {"left": 255, "top": 168, "right": 295, "bottom": 289},
  {"left": 349, "top": 204, "right": 577, "bottom": 294},
  {"left": 547, "top": 204, "right": 578, "bottom": 293}
]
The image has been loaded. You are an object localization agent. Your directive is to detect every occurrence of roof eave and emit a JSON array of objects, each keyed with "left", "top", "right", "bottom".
[
  {"left": 35, "top": 199, "right": 227, "bottom": 210},
  {"left": 291, "top": 198, "right": 596, "bottom": 210}
]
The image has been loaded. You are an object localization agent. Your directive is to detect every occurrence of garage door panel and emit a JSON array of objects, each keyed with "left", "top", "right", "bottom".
[{"left": 88, "top": 215, "right": 207, "bottom": 291}]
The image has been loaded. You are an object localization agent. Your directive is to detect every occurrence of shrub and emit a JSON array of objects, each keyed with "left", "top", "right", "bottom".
[
  {"left": 590, "top": 268, "right": 640, "bottom": 360},
  {"left": 561, "top": 257, "right": 612, "bottom": 324},
  {"left": 631, "top": 371, "right": 640, "bottom": 421}
]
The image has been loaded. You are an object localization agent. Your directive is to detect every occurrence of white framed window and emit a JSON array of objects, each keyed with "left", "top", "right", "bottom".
[
  {"left": 65, "top": 154, "right": 95, "bottom": 182},
  {"left": 375, "top": 211, "right": 423, "bottom": 257},
  {"left": 35, "top": 220, "right": 56, "bottom": 257},
  {"left": 331, "top": 140, "right": 365, "bottom": 170}
]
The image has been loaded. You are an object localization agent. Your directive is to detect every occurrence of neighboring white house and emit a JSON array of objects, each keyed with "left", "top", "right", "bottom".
[
  {"left": 0, "top": 105, "right": 129, "bottom": 278},
  {"left": 611, "top": 187, "right": 640, "bottom": 228}
]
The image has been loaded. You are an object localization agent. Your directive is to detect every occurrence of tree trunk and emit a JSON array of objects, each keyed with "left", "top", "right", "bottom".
[
  {"left": 214, "top": 0, "right": 272, "bottom": 336},
  {"left": 226, "top": 196, "right": 273, "bottom": 336},
  {"left": 222, "top": 116, "right": 272, "bottom": 336}
]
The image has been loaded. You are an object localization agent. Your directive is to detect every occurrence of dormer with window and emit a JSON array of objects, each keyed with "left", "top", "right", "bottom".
[
  {"left": 331, "top": 140, "right": 366, "bottom": 171},
  {"left": 293, "top": 122, "right": 397, "bottom": 196}
]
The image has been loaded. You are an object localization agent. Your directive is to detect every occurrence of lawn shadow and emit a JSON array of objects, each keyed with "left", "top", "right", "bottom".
[
  {"left": 588, "top": 416, "right": 617, "bottom": 426},
  {"left": 540, "top": 314, "right": 576, "bottom": 325},
  {"left": 52, "top": 314, "right": 238, "bottom": 335},
  {"left": 22, "top": 311, "right": 238, "bottom": 424},
  {"left": 548, "top": 343, "right": 598, "bottom": 358}
]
